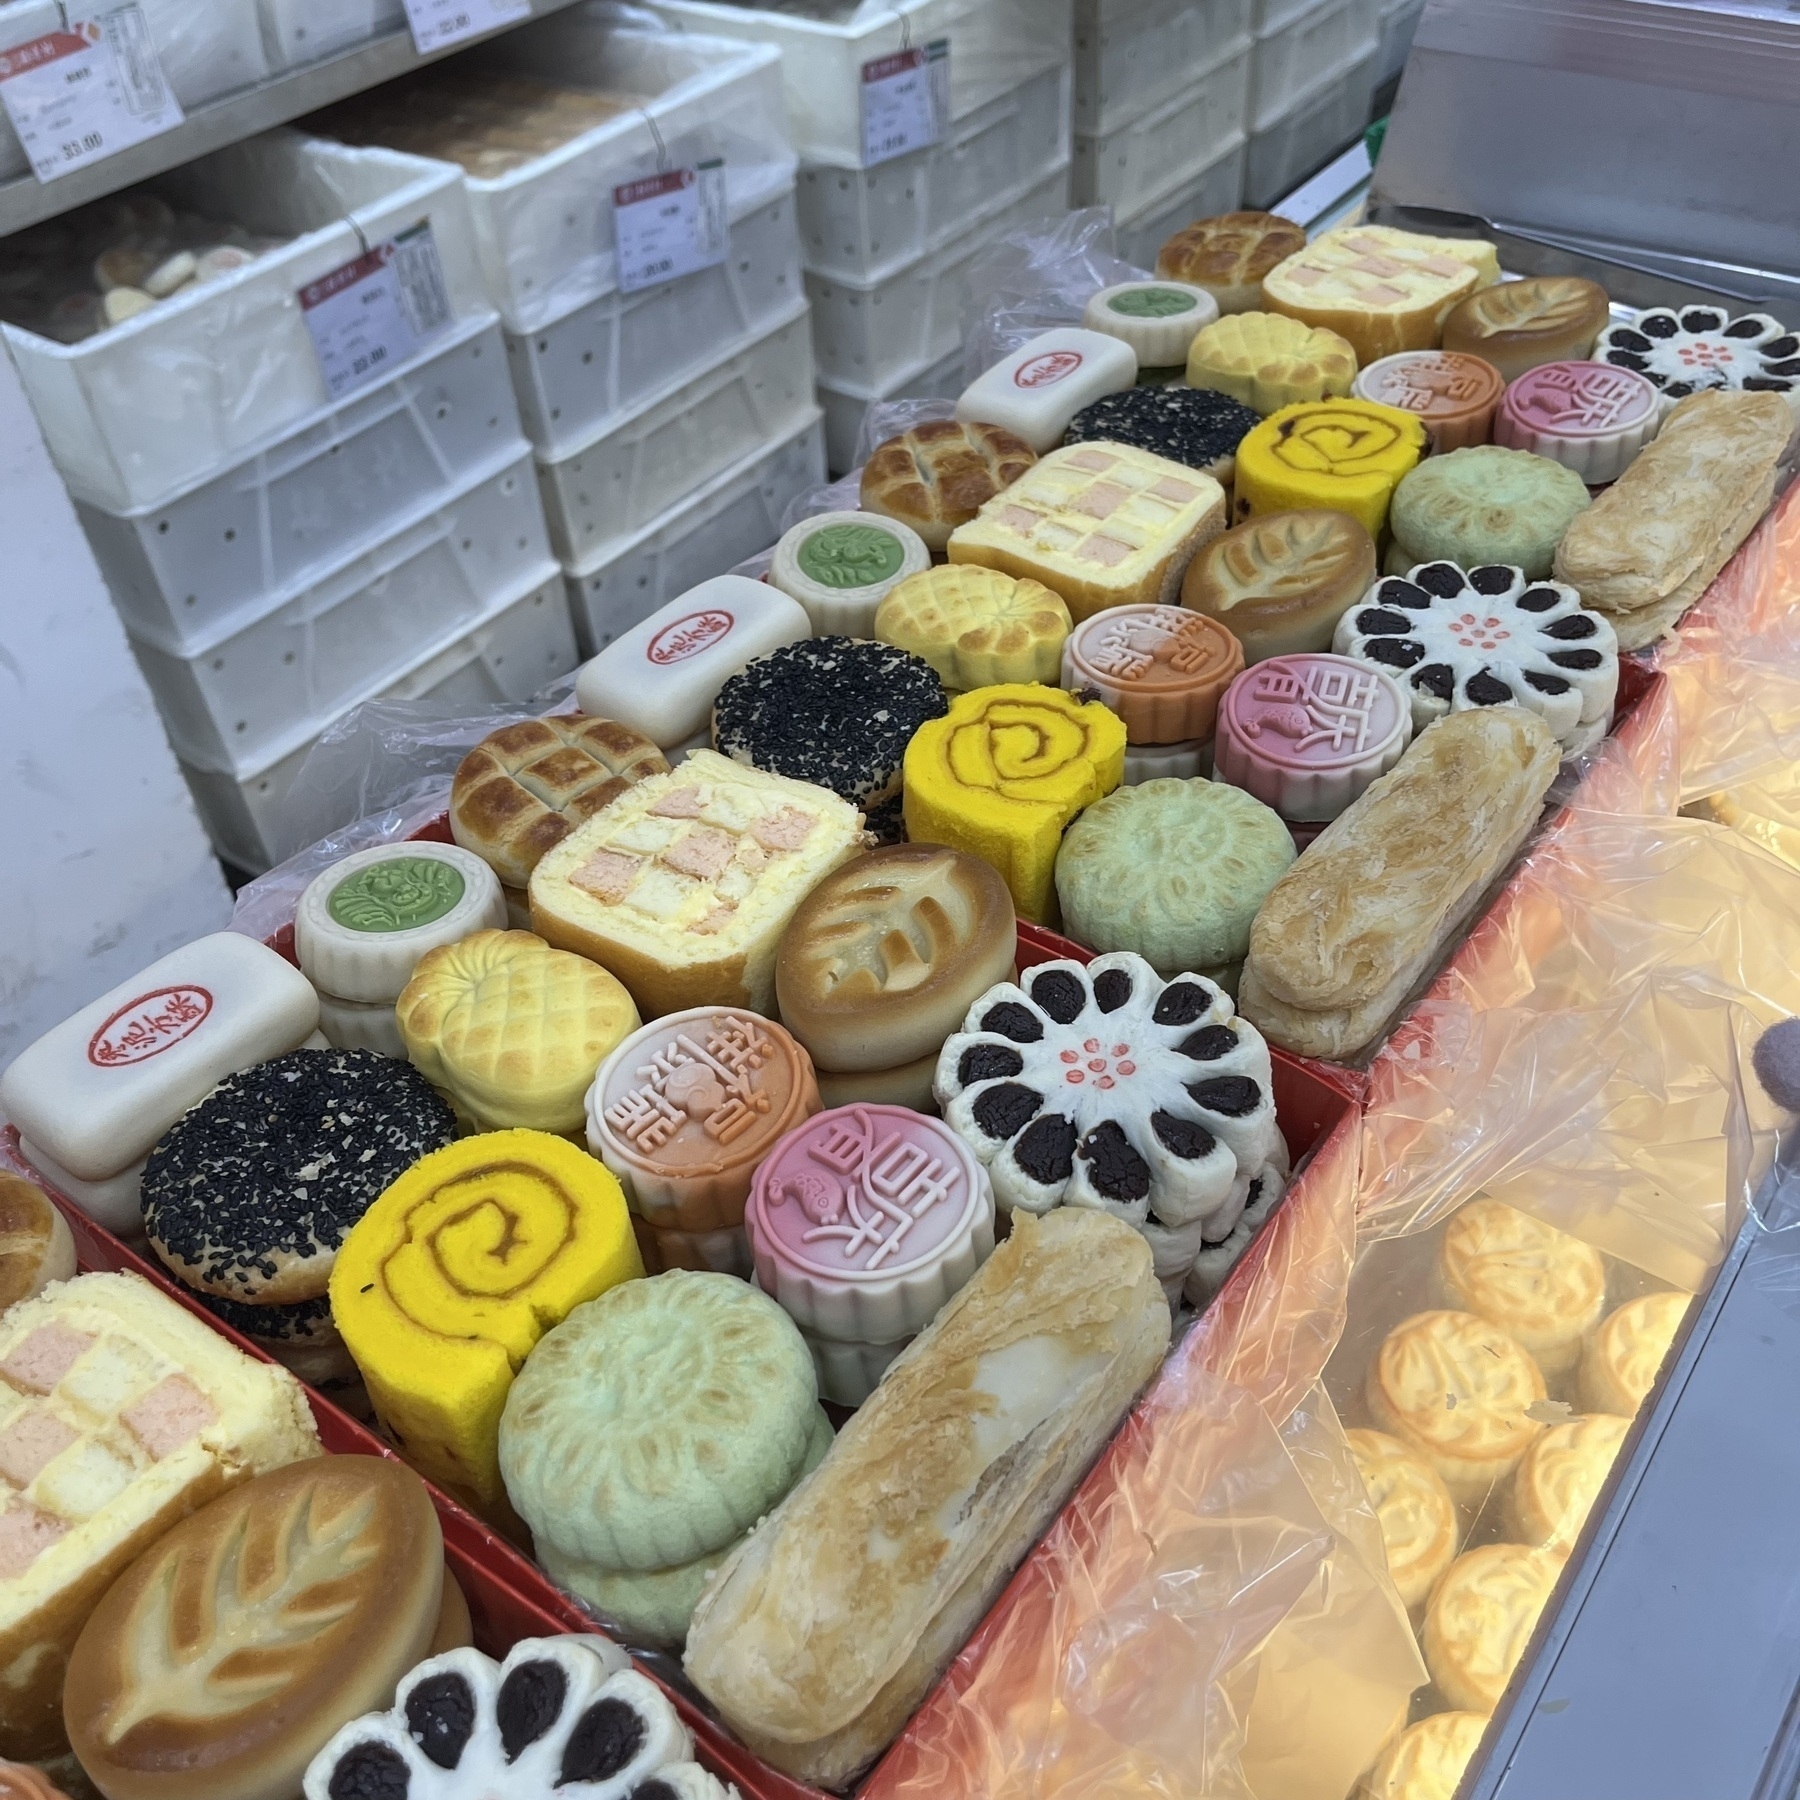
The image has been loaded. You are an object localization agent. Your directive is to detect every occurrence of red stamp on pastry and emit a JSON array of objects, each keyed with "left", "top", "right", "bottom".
[
  {"left": 647, "top": 610, "right": 734, "bottom": 666},
  {"left": 87, "top": 986, "right": 214, "bottom": 1067},
  {"left": 1014, "top": 349, "right": 1083, "bottom": 389}
]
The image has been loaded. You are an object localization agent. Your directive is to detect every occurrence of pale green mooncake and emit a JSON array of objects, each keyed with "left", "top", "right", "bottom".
[
  {"left": 1054, "top": 778, "right": 1295, "bottom": 975},
  {"left": 1388, "top": 445, "right": 1591, "bottom": 578},
  {"left": 498, "top": 1270, "right": 822, "bottom": 1581}
]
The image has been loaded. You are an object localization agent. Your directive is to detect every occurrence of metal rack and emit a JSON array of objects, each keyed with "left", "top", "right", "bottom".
[{"left": 0, "top": 0, "right": 587, "bottom": 238}]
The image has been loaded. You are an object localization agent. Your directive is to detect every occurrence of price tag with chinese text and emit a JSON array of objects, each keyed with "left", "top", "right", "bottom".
[{"left": 300, "top": 221, "right": 454, "bottom": 401}]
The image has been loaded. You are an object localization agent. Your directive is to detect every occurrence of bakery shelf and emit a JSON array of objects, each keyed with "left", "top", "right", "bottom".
[
  {"left": 1073, "top": 0, "right": 1253, "bottom": 139},
  {"left": 0, "top": 0, "right": 588, "bottom": 241}
]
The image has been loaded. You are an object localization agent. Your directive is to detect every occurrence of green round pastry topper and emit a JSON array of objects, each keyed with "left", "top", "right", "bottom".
[
  {"left": 329, "top": 855, "right": 466, "bottom": 933},
  {"left": 1109, "top": 286, "right": 1200, "bottom": 319},
  {"left": 797, "top": 521, "right": 907, "bottom": 590}
]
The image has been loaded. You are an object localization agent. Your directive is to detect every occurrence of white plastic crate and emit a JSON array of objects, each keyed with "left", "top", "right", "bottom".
[
  {"left": 1112, "top": 136, "right": 1248, "bottom": 271},
  {"left": 1245, "top": 47, "right": 1377, "bottom": 208},
  {"left": 259, "top": 0, "right": 407, "bottom": 72},
  {"left": 130, "top": 445, "right": 552, "bottom": 768},
  {"left": 537, "top": 302, "right": 815, "bottom": 566},
  {"left": 798, "top": 63, "right": 1069, "bottom": 285},
  {"left": 645, "top": 0, "right": 1072, "bottom": 168},
  {"left": 1072, "top": 39, "right": 1250, "bottom": 215},
  {"left": 1250, "top": 0, "right": 1380, "bottom": 131},
  {"left": 179, "top": 570, "right": 578, "bottom": 873},
  {"left": 503, "top": 176, "right": 804, "bottom": 459},
  {"left": 77, "top": 315, "right": 522, "bottom": 650},
  {"left": 805, "top": 164, "right": 1070, "bottom": 389},
  {"left": 1073, "top": 0, "right": 1253, "bottom": 138},
  {"left": 2, "top": 135, "right": 485, "bottom": 512},
  {"left": 565, "top": 412, "right": 825, "bottom": 653},
  {"left": 1378, "top": 0, "right": 1425, "bottom": 85},
  {"left": 400, "top": 7, "right": 795, "bottom": 334},
  {"left": 817, "top": 342, "right": 963, "bottom": 476}
]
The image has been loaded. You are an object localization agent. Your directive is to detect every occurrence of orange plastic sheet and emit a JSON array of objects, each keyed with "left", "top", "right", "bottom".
[{"left": 866, "top": 503, "right": 1800, "bottom": 1800}]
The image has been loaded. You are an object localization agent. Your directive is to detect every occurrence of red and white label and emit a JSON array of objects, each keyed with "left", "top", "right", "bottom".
[
  {"left": 401, "top": 0, "right": 530, "bottom": 55},
  {"left": 87, "top": 986, "right": 214, "bottom": 1068},
  {"left": 859, "top": 38, "right": 949, "bottom": 168},
  {"left": 0, "top": 8, "right": 182, "bottom": 184},
  {"left": 647, "top": 610, "right": 734, "bottom": 666},
  {"left": 300, "top": 221, "right": 453, "bottom": 401},
  {"left": 1014, "top": 349, "right": 1084, "bottom": 390},
  {"left": 612, "top": 160, "right": 728, "bottom": 296}
]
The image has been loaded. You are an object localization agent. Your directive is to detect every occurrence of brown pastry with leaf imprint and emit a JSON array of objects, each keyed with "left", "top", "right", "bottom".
[
  {"left": 860, "top": 419, "right": 1037, "bottom": 552},
  {"left": 1181, "top": 509, "right": 1376, "bottom": 662},
  {"left": 1441, "top": 275, "right": 1612, "bottom": 383}
]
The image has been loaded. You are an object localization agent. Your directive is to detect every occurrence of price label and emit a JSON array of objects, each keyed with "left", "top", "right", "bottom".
[
  {"left": 613, "top": 160, "right": 728, "bottom": 295},
  {"left": 402, "top": 0, "right": 531, "bottom": 55},
  {"left": 859, "top": 37, "right": 948, "bottom": 168},
  {"left": 0, "top": 6, "right": 182, "bottom": 184},
  {"left": 300, "top": 221, "right": 454, "bottom": 402}
]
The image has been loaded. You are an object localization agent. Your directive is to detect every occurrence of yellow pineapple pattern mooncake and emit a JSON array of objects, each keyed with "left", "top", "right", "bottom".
[{"left": 874, "top": 565, "right": 1072, "bottom": 690}]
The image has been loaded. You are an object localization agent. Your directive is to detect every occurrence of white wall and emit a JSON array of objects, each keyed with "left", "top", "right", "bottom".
[{"left": 0, "top": 350, "right": 232, "bottom": 1073}]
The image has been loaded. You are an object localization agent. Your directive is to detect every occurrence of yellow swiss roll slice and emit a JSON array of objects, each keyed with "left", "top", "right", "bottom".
[{"left": 330, "top": 1129, "right": 641, "bottom": 1530}]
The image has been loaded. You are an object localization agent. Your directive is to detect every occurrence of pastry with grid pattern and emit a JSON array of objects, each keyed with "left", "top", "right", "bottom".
[
  {"left": 947, "top": 442, "right": 1228, "bottom": 625},
  {"left": 1552, "top": 389, "right": 1793, "bottom": 650},
  {"left": 874, "top": 565, "right": 1071, "bottom": 690},
  {"left": 1577, "top": 1290, "right": 1689, "bottom": 1416},
  {"left": 396, "top": 929, "right": 640, "bottom": 1136},
  {"left": 1262, "top": 225, "right": 1501, "bottom": 364},
  {"left": 1423, "top": 1542, "right": 1566, "bottom": 1713},
  {"left": 331, "top": 1131, "right": 641, "bottom": 1530},
  {"left": 64, "top": 1456, "right": 442, "bottom": 1800},
  {"left": 0, "top": 1272, "right": 318, "bottom": 1761},
  {"left": 1441, "top": 274, "right": 1611, "bottom": 383},
  {"left": 0, "top": 1175, "right": 74, "bottom": 1313},
  {"left": 954, "top": 328, "right": 1139, "bottom": 453},
  {"left": 530, "top": 750, "right": 865, "bottom": 1020},
  {"left": 450, "top": 715, "right": 671, "bottom": 910},
  {"left": 1238, "top": 708, "right": 1560, "bottom": 1061},
  {"left": 1155, "top": 211, "right": 1309, "bottom": 315},
  {"left": 859, "top": 419, "right": 1038, "bottom": 554},
  {"left": 1185, "top": 311, "right": 1358, "bottom": 415}
]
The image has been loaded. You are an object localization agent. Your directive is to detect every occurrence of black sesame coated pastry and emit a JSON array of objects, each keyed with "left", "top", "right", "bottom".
[
  {"left": 142, "top": 1047, "right": 455, "bottom": 1306},
  {"left": 302, "top": 1635, "right": 732, "bottom": 1800},
  {"left": 1063, "top": 383, "right": 1263, "bottom": 483},
  {"left": 711, "top": 636, "right": 947, "bottom": 845}
]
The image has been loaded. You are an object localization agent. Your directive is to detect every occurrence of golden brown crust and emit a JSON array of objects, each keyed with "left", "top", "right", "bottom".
[
  {"left": 1440, "top": 275, "right": 1610, "bottom": 382},
  {"left": 0, "top": 1175, "right": 74, "bottom": 1313},
  {"left": 64, "top": 1457, "right": 442, "bottom": 1800},
  {"left": 1181, "top": 508, "right": 1375, "bottom": 659},
  {"left": 860, "top": 420, "right": 1037, "bottom": 552},
  {"left": 0, "top": 1762, "right": 74, "bottom": 1799},
  {"left": 1423, "top": 1543, "right": 1565, "bottom": 1713},
  {"left": 449, "top": 715, "right": 669, "bottom": 890},
  {"left": 428, "top": 1565, "right": 473, "bottom": 1655},
  {"left": 1155, "top": 211, "right": 1308, "bottom": 309}
]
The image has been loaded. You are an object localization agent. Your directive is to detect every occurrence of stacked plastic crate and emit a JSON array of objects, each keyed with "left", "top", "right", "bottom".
[
  {"left": 1377, "top": 0, "right": 1425, "bottom": 89},
  {"left": 650, "top": 0, "right": 1074, "bottom": 474},
  {"left": 1, "top": 132, "right": 568, "bottom": 877},
  {"left": 1071, "top": 0, "right": 1253, "bottom": 272},
  {"left": 1245, "top": 0, "right": 1381, "bottom": 207}
]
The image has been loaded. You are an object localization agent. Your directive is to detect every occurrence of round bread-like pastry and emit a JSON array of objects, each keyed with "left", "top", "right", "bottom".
[
  {"left": 775, "top": 843, "right": 1017, "bottom": 1073},
  {"left": 1064, "top": 384, "right": 1262, "bottom": 486},
  {"left": 498, "top": 1270, "right": 820, "bottom": 1574},
  {"left": 1436, "top": 1197, "right": 1609, "bottom": 1378},
  {"left": 1055, "top": 780, "right": 1294, "bottom": 976},
  {"left": 1388, "top": 444, "right": 1591, "bottom": 580},
  {"left": 0, "top": 1172, "right": 76, "bottom": 1312},
  {"left": 815, "top": 1052, "right": 940, "bottom": 1110},
  {"left": 294, "top": 842, "right": 507, "bottom": 1005},
  {"left": 1155, "top": 210, "right": 1309, "bottom": 315},
  {"left": 769, "top": 509, "right": 931, "bottom": 635},
  {"left": 65, "top": 1456, "right": 444, "bottom": 1800},
  {"left": 875, "top": 565, "right": 1072, "bottom": 693},
  {"left": 935, "top": 953, "right": 1287, "bottom": 1248},
  {"left": 450, "top": 715, "right": 670, "bottom": 891},
  {"left": 1233, "top": 399, "right": 1427, "bottom": 542},
  {"left": 1182, "top": 509, "right": 1377, "bottom": 664},
  {"left": 1578, "top": 1290, "right": 1689, "bottom": 1416},
  {"left": 1335, "top": 563, "right": 1619, "bottom": 755},
  {"left": 1596, "top": 305, "right": 1800, "bottom": 414},
  {"left": 1061, "top": 605, "right": 1243, "bottom": 744},
  {"left": 1082, "top": 280, "right": 1220, "bottom": 367},
  {"left": 711, "top": 637, "right": 947, "bottom": 844},
  {"left": 1508, "top": 1412, "right": 1629, "bottom": 1553},
  {"left": 1441, "top": 275, "right": 1611, "bottom": 383},
  {"left": 1352, "top": 349, "right": 1505, "bottom": 452},
  {"left": 0, "top": 1765, "right": 72, "bottom": 1800},
  {"left": 1186, "top": 312, "right": 1359, "bottom": 416},
  {"left": 1494, "top": 360, "right": 1662, "bottom": 485},
  {"left": 860, "top": 418, "right": 1038, "bottom": 553},
  {"left": 1367, "top": 1309, "right": 1547, "bottom": 1503},
  {"left": 587, "top": 1007, "right": 822, "bottom": 1232},
  {"left": 1346, "top": 1427, "right": 1460, "bottom": 1615},
  {"left": 1364, "top": 1712, "right": 1489, "bottom": 1800},
  {"left": 141, "top": 1047, "right": 456, "bottom": 1304},
  {"left": 1423, "top": 1542, "right": 1565, "bottom": 1713}
]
